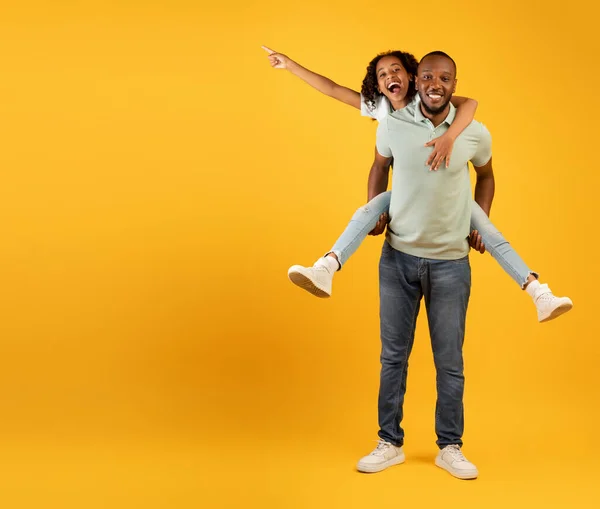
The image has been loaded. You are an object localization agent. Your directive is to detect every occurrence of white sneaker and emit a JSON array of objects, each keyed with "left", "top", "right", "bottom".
[
  {"left": 531, "top": 283, "right": 573, "bottom": 323},
  {"left": 356, "top": 440, "right": 405, "bottom": 473},
  {"left": 435, "top": 445, "right": 478, "bottom": 480},
  {"left": 287, "top": 259, "right": 335, "bottom": 298}
]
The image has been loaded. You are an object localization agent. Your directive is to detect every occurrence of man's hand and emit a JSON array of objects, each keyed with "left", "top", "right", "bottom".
[
  {"left": 424, "top": 132, "right": 456, "bottom": 171},
  {"left": 262, "top": 46, "right": 292, "bottom": 69},
  {"left": 469, "top": 230, "right": 486, "bottom": 254},
  {"left": 369, "top": 213, "right": 389, "bottom": 236}
]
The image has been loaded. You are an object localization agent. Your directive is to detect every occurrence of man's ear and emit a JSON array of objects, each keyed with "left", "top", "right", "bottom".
[{"left": 452, "top": 79, "right": 457, "bottom": 94}]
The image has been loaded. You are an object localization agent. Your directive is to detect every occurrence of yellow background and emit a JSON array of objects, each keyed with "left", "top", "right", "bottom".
[{"left": 0, "top": 0, "right": 598, "bottom": 507}]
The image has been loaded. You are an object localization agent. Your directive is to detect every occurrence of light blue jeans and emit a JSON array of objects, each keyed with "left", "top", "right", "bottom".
[{"left": 328, "top": 191, "right": 538, "bottom": 288}]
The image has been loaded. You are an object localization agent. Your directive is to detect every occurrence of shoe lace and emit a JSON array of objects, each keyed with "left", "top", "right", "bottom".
[
  {"left": 445, "top": 445, "right": 467, "bottom": 462},
  {"left": 372, "top": 440, "right": 392, "bottom": 456}
]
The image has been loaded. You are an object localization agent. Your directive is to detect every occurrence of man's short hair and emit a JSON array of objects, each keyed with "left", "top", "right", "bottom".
[{"left": 419, "top": 51, "right": 457, "bottom": 75}]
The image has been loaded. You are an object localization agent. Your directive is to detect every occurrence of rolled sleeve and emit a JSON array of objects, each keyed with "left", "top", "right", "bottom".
[
  {"left": 376, "top": 120, "right": 393, "bottom": 158},
  {"left": 471, "top": 124, "right": 492, "bottom": 167},
  {"left": 360, "top": 94, "right": 377, "bottom": 119}
]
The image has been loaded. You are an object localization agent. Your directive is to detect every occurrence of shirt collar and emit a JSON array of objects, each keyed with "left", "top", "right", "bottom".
[{"left": 413, "top": 99, "right": 456, "bottom": 126}]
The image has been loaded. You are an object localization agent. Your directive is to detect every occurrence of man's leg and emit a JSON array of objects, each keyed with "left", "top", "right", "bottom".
[
  {"left": 378, "top": 245, "right": 422, "bottom": 445},
  {"left": 357, "top": 243, "right": 422, "bottom": 473},
  {"left": 422, "top": 256, "right": 478, "bottom": 479}
]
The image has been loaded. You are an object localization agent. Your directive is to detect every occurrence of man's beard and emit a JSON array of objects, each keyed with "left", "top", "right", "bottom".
[{"left": 419, "top": 94, "right": 452, "bottom": 115}]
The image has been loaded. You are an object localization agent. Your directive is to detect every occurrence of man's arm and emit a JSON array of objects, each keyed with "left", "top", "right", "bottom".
[
  {"left": 368, "top": 148, "right": 392, "bottom": 201},
  {"left": 366, "top": 148, "right": 393, "bottom": 236},
  {"left": 467, "top": 124, "right": 494, "bottom": 253},
  {"left": 469, "top": 157, "right": 495, "bottom": 253},
  {"left": 262, "top": 46, "right": 361, "bottom": 109},
  {"left": 473, "top": 158, "right": 495, "bottom": 217}
]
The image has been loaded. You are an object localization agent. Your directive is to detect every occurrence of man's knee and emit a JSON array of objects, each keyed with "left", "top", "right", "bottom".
[
  {"left": 380, "top": 342, "right": 410, "bottom": 366},
  {"left": 433, "top": 349, "right": 464, "bottom": 375}
]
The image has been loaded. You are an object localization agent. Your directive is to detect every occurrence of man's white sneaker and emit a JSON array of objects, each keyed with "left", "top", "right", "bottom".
[
  {"left": 435, "top": 445, "right": 478, "bottom": 480},
  {"left": 356, "top": 440, "right": 405, "bottom": 473},
  {"left": 287, "top": 259, "right": 335, "bottom": 298},
  {"left": 530, "top": 283, "right": 573, "bottom": 322}
]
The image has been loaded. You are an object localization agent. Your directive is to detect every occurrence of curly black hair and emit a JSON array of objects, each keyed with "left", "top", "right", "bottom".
[{"left": 361, "top": 50, "right": 419, "bottom": 113}]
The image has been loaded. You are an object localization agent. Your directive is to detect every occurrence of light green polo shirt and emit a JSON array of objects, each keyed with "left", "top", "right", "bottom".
[{"left": 376, "top": 99, "right": 492, "bottom": 260}]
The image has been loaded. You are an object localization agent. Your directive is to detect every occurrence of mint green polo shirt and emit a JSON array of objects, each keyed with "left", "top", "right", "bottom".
[{"left": 376, "top": 99, "right": 492, "bottom": 260}]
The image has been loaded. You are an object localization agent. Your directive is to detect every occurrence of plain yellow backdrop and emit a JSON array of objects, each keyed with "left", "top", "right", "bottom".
[{"left": 0, "top": 0, "right": 598, "bottom": 507}]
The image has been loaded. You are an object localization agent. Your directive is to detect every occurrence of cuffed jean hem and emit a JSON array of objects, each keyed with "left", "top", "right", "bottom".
[{"left": 520, "top": 270, "right": 540, "bottom": 290}]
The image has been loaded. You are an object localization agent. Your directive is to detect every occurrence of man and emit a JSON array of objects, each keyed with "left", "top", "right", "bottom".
[{"left": 356, "top": 51, "right": 494, "bottom": 480}]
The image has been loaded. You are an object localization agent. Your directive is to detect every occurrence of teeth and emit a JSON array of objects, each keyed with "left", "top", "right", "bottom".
[{"left": 428, "top": 94, "right": 442, "bottom": 99}]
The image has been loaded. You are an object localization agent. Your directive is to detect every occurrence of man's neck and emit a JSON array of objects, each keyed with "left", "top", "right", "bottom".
[{"left": 419, "top": 103, "right": 450, "bottom": 127}]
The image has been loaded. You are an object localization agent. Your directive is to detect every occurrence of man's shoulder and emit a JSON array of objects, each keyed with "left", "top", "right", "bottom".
[
  {"left": 458, "top": 119, "right": 492, "bottom": 166},
  {"left": 460, "top": 119, "right": 491, "bottom": 141}
]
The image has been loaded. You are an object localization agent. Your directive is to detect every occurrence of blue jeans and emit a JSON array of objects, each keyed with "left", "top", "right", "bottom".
[
  {"left": 378, "top": 242, "right": 470, "bottom": 448},
  {"left": 328, "top": 191, "right": 538, "bottom": 288}
]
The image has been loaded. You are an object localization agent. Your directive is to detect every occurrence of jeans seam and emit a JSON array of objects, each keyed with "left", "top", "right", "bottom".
[
  {"left": 391, "top": 292, "right": 419, "bottom": 446},
  {"left": 475, "top": 226, "right": 537, "bottom": 289},
  {"left": 487, "top": 247, "right": 528, "bottom": 288},
  {"left": 330, "top": 192, "right": 391, "bottom": 268},
  {"left": 337, "top": 219, "right": 386, "bottom": 268}
]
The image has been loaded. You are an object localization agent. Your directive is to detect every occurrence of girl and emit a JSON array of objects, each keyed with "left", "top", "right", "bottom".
[{"left": 263, "top": 46, "right": 572, "bottom": 323}]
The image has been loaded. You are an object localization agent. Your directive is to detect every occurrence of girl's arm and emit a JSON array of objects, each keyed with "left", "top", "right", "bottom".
[
  {"left": 262, "top": 46, "right": 361, "bottom": 110},
  {"left": 425, "top": 96, "right": 479, "bottom": 170},
  {"left": 448, "top": 96, "right": 478, "bottom": 139}
]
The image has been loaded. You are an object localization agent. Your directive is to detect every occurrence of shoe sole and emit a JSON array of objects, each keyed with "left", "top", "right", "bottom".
[
  {"left": 288, "top": 271, "right": 330, "bottom": 298},
  {"left": 357, "top": 454, "right": 405, "bottom": 473},
  {"left": 435, "top": 457, "right": 478, "bottom": 480},
  {"left": 539, "top": 300, "right": 573, "bottom": 323}
]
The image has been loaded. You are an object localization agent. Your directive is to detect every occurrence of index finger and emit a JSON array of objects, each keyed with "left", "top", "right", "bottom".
[{"left": 261, "top": 45, "right": 276, "bottom": 55}]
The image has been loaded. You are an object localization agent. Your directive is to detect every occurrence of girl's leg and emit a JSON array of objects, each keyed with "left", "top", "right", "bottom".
[
  {"left": 470, "top": 200, "right": 537, "bottom": 288},
  {"left": 470, "top": 200, "right": 572, "bottom": 322},
  {"left": 288, "top": 191, "right": 392, "bottom": 298},
  {"left": 328, "top": 191, "right": 392, "bottom": 268}
]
